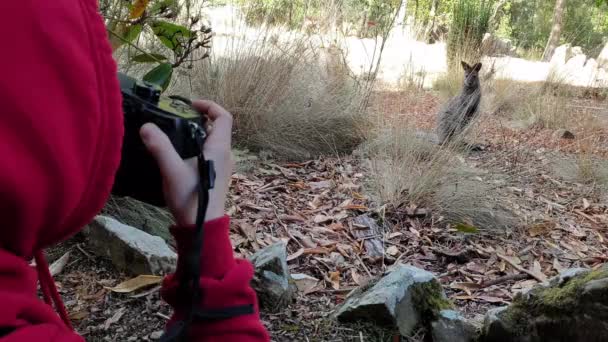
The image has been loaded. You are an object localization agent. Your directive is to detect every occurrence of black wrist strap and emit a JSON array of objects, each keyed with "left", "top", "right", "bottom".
[{"left": 160, "top": 128, "right": 253, "bottom": 342}]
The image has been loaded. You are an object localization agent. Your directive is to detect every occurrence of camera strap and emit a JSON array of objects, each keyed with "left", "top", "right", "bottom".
[{"left": 160, "top": 126, "right": 253, "bottom": 342}]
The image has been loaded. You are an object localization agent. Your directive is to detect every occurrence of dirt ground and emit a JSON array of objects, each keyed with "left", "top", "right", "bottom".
[{"left": 48, "top": 89, "right": 608, "bottom": 341}]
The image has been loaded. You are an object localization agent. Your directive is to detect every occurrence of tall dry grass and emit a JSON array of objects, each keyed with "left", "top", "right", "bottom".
[
  {"left": 361, "top": 111, "right": 511, "bottom": 230},
  {"left": 184, "top": 30, "right": 369, "bottom": 160}
]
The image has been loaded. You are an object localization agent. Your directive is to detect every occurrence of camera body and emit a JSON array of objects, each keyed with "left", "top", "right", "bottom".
[{"left": 111, "top": 72, "right": 205, "bottom": 206}]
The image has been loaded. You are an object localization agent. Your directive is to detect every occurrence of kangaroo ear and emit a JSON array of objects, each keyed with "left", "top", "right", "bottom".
[
  {"left": 461, "top": 61, "right": 471, "bottom": 72},
  {"left": 473, "top": 63, "right": 482, "bottom": 72}
]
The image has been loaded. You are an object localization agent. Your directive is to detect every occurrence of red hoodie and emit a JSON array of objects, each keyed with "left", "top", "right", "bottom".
[{"left": 0, "top": 1, "right": 269, "bottom": 341}]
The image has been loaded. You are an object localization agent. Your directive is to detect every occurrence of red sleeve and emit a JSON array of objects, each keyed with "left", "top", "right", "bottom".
[
  {"left": 161, "top": 216, "right": 270, "bottom": 341},
  {"left": 0, "top": 251, "right": 84, "bottom": 341}
]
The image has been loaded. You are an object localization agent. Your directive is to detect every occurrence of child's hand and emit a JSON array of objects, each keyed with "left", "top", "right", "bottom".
[{"left": 140, "top": 100, "right": 234, "bottom": 226}]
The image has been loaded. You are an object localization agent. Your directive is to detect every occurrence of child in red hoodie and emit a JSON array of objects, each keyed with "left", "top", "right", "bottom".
[{"left": 0, "top": 0, "right": 269, "bottom": 341}]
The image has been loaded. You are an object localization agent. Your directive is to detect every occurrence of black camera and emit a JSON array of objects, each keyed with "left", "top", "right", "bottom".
[{"left": 111, "top": 72, "right": 206, "bottom": 207}]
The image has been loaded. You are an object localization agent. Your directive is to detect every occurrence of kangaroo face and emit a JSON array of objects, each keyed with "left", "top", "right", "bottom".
[{"left": 461, "top": 61, "right": 482, "bottom": 92}]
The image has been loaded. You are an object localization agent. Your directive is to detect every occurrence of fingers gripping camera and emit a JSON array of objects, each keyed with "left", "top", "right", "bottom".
[{"left": 112, "top": 73, "right": 207, "bottom": 207}]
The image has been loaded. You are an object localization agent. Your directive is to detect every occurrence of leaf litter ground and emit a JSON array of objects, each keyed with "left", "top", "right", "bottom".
[{"left": 48, "top": 90, "right": 607, "bottom": 341}]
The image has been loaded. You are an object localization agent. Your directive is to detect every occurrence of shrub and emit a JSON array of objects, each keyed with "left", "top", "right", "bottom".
[
  {"left": 186, "top": 30, "right": 369, "bottom": 160},
  {"left": 361, "top": 112, "right": 512, "bottom": 230},
  {"left": 446, "top": 0, "right": 493, "bottom": 71}
]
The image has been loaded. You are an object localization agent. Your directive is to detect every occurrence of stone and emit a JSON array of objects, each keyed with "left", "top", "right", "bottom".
[
  {"left": 149, "top": 330, "right": 164, "bottom": 340},
  {"left": 480, "top": 265, "right": 608, "bottom": 342},
  {"left": 83, "top": 216, "right": 177, "bottom": 275},
  {"left": 249, "top": 242, "right": 296, "bottom": 311},
  {"left": 335, "top": 264, "right": 451, "bottom": 337},
  {"left": 550, "top": 44, "right": 571, "bottom": 68},
  {"left": 552, "top": 129, "right": 575, "bottom": 140},
  {"left": 565, "top": 54, "right": 588, "bottom": 72},
  {"left": 481, "top": 33, "right": 518, "bottom": 58},
  {"left": 102, "top": 197, "right": 173, "bottom": 243},
  {"left": 431, "top": 310, "right": 479, "bottom": 342}
]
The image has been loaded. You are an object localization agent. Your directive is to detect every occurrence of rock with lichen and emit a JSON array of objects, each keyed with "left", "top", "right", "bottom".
[
  {"left": 335, "top": 264, "right": 452, "bottom": 337},
  {"left": 431, "top": 309, "right": 480, "bottom": 342},
  {"left": 480, "top": 265, "right": 608, "bottom": 342},
  {"left": 249, "top": 242, "right": 296, "bottom": 311}
]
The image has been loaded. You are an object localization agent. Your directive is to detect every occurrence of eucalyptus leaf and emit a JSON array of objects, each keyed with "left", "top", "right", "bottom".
[
  {"left": 124, "top": 24, "right": 143, "bottom": 43},
  {"left": 150, "top": 20, "right": 193, "bottom": 53},
  {"left": 131, "top": 53, "right": 168, "bottom": 63},
  {"left": 143, "top": 63, "right": 173, "bottom": 91},
  {"left": 455, "top": 223, "right": 479, "bottom": 234}
]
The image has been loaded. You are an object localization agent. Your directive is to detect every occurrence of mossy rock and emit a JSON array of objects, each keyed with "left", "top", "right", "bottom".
[
  {"left": 481, "top": 265, "right": 608, "bottom": 342},
  {"left": 335, "top": 264, "right": 452, "bottom": 337}
]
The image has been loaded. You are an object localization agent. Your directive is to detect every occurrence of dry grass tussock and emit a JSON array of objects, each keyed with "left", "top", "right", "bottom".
[
  {"left": 361, "top": 113, "right": 513, "bottom": 230},
  {"left": 184, "top": 29, "right": 369, "bottom": 160}
]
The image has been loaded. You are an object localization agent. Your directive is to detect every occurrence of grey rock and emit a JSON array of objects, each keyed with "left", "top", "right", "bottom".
[
  {"left": 149, "top": 331, "right": 164, "bottom": 340},
  {"left": 335, "top": 264, "right": 450, "bottom": 336},
  {"left": 102, "top": 197, "right": 173, "bottom": 243},
  {"left": 249, "top": 242, "right": 295, "bottom": 311},
  {"left": 83, "top": 216, "right": 176, "bottom": 275},
  {"left": 552, "top": 129, "right": 575, "bottom": 140},
  {"left": 431, "top": 310, "right": 479, "bottom": 342},
  {"left": 480, "top": 266, "right": 608, "bottom": 342},
  {"left": 481, "top": 33, "right": 518, "bottom": 58},
  {"left": 550, "top": 44, "right": 571, "bottom": 67},
  {"left": 549, "top": 267, "right": 589, "bottom": 287}
]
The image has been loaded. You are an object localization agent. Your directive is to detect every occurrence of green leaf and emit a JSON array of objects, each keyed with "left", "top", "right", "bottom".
[
  {"left": 131, "top": 53, "right": 168, "bottom": 63},
  {"left": 454, "top": 223, "right": 479, "bottom": 234},
  {"left": 124, "top": 24, "right": 143, "bottom": 43},
  {"left": 109, "top": 24, "right": 143, "bottom": 51},
  {"left": 143, "top": 63, "right": 173, "bottom": 91},
  {"left": 150, "top": 20, "right": 193, "bottom": 53},
  {"left": 149, "top": 0, "right": 176, "bottom": 15}
]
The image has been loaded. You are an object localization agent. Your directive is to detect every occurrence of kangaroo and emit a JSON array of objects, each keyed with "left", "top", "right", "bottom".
[{"left": 436, "top": 61, "right": 482, "bottom": 144}]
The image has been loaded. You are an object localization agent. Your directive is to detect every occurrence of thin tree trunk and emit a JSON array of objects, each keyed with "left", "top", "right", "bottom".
[
  {"left": 395, "top": 0, "right": 408, "bottom": 28},
  {"left": 424, "top": 0, "right": 440, "bottom": 43},
  {"left": 542, "top": 0, "right": 567, "bottom": 62},
  {"left": 488, "top": 0, "right": 509, "bottom": 31}
]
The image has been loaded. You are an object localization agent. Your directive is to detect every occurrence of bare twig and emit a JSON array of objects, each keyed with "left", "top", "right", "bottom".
[
  {"left": 497, "top": 253, "right": 546, "bottom": 283},
  {"left": 480, "top": 273, "right": 530, "bottom": 288}
]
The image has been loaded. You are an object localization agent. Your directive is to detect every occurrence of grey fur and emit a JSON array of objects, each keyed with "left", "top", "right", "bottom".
[{"left": 437, "top": 61, "right": 482, "bottom": 144}]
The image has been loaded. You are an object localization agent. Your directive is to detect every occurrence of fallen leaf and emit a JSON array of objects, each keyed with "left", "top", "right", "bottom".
[
  {"left": 553, "top": 258, "right": 564, "bottom": 272},
  {"left": 303, "top": 247, "right": 330, "bottom": 255},
  {"left": 235, "top": 220, "right": 257, "bottom": 241},
  {"left": 388, "top": 232, "right": 403, "bottom": 239},
  {"left": 104, "top": 307, "right": 126, "bottom": 329},
  {"left": 351, "top": 269, "right": 365, "bottom": 286},
  {"left": 314, "top": 215, "right": 333, "bottom": 224},
  {"left": 292, "top": 274, "right": 319, "bottom": 294},
  {"left": 309, "top": 180, "right": 332, "bottom": 189},
  {"left": 451, "top": 282, "right": 482, "bottom": 295},
  {"left": 50, "top": 251, "right": 70, "bottom": 277},
  {"left": 386, "top": 246, "right": 399, "bottom": 257},
  {"left": 343, "top": 204, "right": 369, "bottom": 211},
  {"left": 279, "top": 214, "right": 306, "bottom": 223},
  {"left": 328, "top": 222, "right": 345, "bottom": 231},
  {"left": 286, "top": 248, "right": 304, "bottom": 262},
  {"left": 329, "top": 271, "right": 340, "bottom": 290},
  {"left": 455, "top": 223, "right": 479, "bottom": 234},
  {"left": 105, "top": 275, "right": 163, "bottom": 293},
  {"left": 583, "top": 198, "right": 590, "bottom": 210},
  {"left": 528, "top": 221, "right": 554, "bottom": 237},
  {"left": 69, "top": 310, "right": 89, "bottom": 321},
  {"left": 477, "top": 295, "right": 508, "bottom": 304},
  {"left": 409, "top": 227, "right": 421, "bottom": 238},
  {"left": 529, "top": 260, "right": 548, "bottom": 283}
]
